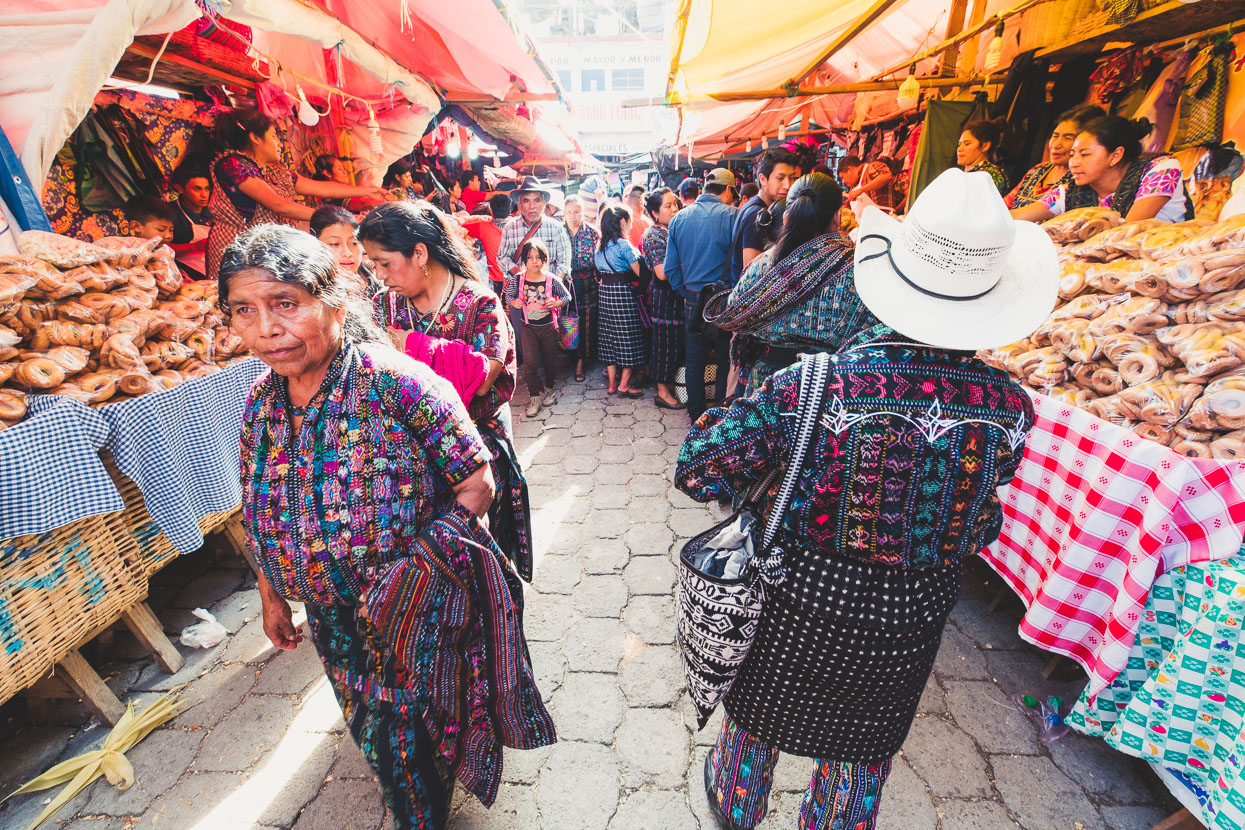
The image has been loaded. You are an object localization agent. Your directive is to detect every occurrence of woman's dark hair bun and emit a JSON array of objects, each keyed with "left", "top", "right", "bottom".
[{"left": 1132, "top": 117, "right": 1155, "bottom": 142}]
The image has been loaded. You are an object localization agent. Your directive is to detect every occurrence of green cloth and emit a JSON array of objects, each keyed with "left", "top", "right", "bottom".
[
  {"left": 1069, "top": 552, "right": 1245, "bottom": 829},
  {"left": 908, "top": 100, "right": 975, "bottom": 207}
]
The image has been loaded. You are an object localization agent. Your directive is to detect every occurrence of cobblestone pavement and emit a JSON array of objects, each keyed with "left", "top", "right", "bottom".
[{"left": 0, "top": 371, "right": 1180, "bottom": 830}]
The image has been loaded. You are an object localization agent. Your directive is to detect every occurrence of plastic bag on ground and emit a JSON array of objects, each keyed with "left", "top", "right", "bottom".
[{"left": 180, "top": 608, "right": 228, "bottom": 648}]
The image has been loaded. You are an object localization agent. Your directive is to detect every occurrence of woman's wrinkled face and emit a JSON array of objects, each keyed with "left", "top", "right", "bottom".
[
  {"left": 1068, "top": 132, "right": 1123, "bottom": 187},
  {"left": 956, "top": 131, "right": 986, "bottom": 168},
  {"left": 656, "top": 192, "right": 679, "bottom": 227},
  {"left": 1048, "top": 119, "right": 1080, "bottom": 167},
  {"left": 318, "top": 222, "right": 362, "bottom": 274},
  {"left": 563, "top": 201, "right": 583, "bottom": 227},
  {"left": 363, "top": 240, "right": 426, "bottom": 296},
  {"left": 225, "top": 269, "right": 343, "bottom": 380}
]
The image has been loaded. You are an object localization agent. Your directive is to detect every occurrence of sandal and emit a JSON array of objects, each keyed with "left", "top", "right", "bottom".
[
  {"left": 575, "top": 372, "right": 586, "bottom": 382},
  {"left": 617, "top": 387, "right": 644, "bottom": 399}
]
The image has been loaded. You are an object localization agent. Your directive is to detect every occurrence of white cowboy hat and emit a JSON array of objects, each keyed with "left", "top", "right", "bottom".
[{"left": 853, "top": 168, "right": 1058, "bottom": 351}]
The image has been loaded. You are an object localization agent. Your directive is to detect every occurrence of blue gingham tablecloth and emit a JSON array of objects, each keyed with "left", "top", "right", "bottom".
[
  {"left": 0, "top": 359, "right": 267, "bottom": 551},
  {"left": 100, "top": 358, "right": 267, "bottom": 553},
  {"left": 0, "top": 396, "right": 121, "bottom": 539}
]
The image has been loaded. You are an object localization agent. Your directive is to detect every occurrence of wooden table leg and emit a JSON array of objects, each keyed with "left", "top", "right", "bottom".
[
  {"left": 120, "top": 601, "right": 185, "bottom": 675},
  {"left": 57, "top": 648, "right": 126, "bottom": 726},
  {"left": 1149, "top": 809, "right": 1203, "bottom": 830},
  {"left": 219, "top": 513, "right": 258, "bottom": 573}
]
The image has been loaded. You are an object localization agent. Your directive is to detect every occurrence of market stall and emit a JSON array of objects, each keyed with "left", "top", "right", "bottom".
[
  {"left": 0, "top": 0, "right": 569, "bottom": 725},
  {"left": 663, "top": 2, "right": 1245, "bottom": 826}
]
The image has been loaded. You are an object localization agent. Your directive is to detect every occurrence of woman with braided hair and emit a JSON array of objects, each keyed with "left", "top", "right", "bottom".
[{"left": 705, "top": 173, "right": 883, "bottom": 395}]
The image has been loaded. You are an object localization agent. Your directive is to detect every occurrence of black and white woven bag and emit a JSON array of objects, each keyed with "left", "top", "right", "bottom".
[{"left": 676, "top": 352, "right": 830, "bottom": 727}]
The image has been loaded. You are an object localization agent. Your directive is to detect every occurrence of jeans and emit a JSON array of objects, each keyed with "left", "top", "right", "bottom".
[
  {"left": 519, "top": 321, "right": 559, "bottom": 395},
  {"left": 683, "top": 294, "right": 729, "bottom": 418}
]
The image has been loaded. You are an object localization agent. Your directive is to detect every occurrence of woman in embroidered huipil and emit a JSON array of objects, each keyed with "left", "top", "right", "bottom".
[
  {"left": 708, "top": 174, "right": 883, "bottom": 396},
  {"left": 641, "top": 187, "right": 687, "bottom": 410},
  {"left": 359, "top": 202, "right": 533, "bottom": 582},
  {"left": 564, "top": 194, "right": 600, "bottom": 381},
  {"left": 224, "top": 224, "right": 554, "bottom": 830},
  {"left": 677, "top": 168, "right": 1050, "bottom": 829}
]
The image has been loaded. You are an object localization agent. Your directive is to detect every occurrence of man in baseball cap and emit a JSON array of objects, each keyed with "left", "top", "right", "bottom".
[{"left": 665, "top": 167, "right": 740, "bottom": 420}]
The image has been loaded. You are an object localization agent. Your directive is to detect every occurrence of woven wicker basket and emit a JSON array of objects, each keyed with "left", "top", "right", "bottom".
[
  {"left": 0, "top": 513, "right": 147, "bottom": 704},
  {"left": 1018, "top": 0, "right": 1110, "bottom": 53},
  {"left": 104, "top": 458, "right": 240, "bottom": 579}
]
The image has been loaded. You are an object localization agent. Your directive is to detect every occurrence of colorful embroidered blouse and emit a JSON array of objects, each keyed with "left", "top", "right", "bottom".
[
  {"left": 641, "top": 224, "right": 668, "bottom": 272},
  {"left": 240, "top": 342, "right": 492, "bottom": 607},
  {"left": 675, "top": 336, "right": 1035, "bottom": 570},
  {"left": 1040, "top": 156, "right": 1189, "bottom": 222},
  {"left": 967, "top": 160, "right": 1008, "bottom": 194},
  {"left": 378, "top": 279, "right": 516, "bottom": 423},
  {"left": 212, "top": 151, "right": 298, "bottom": 221},
  {"left": 1011, "top": 161, "right": 1071, "bottom": 208},
  {"left": 568, "top": 223, "right": 600, "bottom": 275}
]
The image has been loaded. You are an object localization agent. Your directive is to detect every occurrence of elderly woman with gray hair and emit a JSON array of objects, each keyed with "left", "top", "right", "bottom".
[{"left": 221, "top": 223, "right": 554, "bottom": 830}]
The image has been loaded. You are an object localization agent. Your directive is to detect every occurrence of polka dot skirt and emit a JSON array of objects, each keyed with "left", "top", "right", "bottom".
[{"left": 724, "top": 550, "right": 961, "bottom": 761}]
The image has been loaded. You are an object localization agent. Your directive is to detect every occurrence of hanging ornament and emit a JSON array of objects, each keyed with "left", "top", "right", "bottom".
[
  {"left": 399, "top": 0, "right": 413, "bottom": 34},
  {"left": 777, "top": 122, "right": 786, "bottom": 142},
  {"left": 367, "top": 105, "right": 383, "bottom": 155},
  {"left": 984, "top": 20, "right": 1006, "bottom": 73},
  {"left": 296, "top": 85, "right": 319, "bottom": 126},
  {"left": 896, "top": 64, "right": 920, "bottom": 109},
  {"left": 745, "top": 137, "right": 753, "bottom": 153}
]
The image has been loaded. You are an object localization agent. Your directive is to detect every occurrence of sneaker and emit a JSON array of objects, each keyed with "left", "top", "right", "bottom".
[
  {"left": 541, "top": 388, "right": 558, "bottom": 407},
  {"left": 525, "top": 398, "right": 541, "bottom": 417}
]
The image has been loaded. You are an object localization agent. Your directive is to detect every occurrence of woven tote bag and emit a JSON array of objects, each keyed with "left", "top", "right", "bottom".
[{"left": 676, "top": 352, "right": 829, "bottom": 727}]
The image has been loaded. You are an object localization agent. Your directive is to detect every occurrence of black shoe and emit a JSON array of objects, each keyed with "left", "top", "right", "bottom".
[
  {"left": 704, "top": 751, "right": 743, "bottom": 830},
  {"left": 655, "top": 397, "right": 686, "bottom": 410}
]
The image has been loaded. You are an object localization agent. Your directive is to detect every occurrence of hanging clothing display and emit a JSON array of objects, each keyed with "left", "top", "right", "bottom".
[
  {"left": 990, "top": 49, "right": 1052, "bottom": 184},
  {"left": 908, "top": 100, "right": 975, "bottom": 205},
  {"left": 1133, "top": 47, "right": 1194, "bottom": 154},
  {"left": 1171, "top": 44, "right": 1233, "bottom": 151}
]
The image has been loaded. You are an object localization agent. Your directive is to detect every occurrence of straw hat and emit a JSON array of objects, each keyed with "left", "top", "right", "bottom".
[{"left": 853, "top": 168, "right": 1058, "bottom": 351}]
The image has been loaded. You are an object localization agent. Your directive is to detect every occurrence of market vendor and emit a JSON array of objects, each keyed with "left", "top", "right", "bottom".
[
  {"left": 359, "top": 202, "right": 534, "bottom": 582},
  {"left": 205, "top": 110, "right": 387, "bottom": 277},
  {"left": 957, "top": 119, "right": 1009, "bottom": 193},
  {"left": 1012, "top": 115, "right": 1192, "bottom": 224},
  {"left": 224, "top": 223, "right": 554, "bottom": 830},
  {"left": 1005, "top": 106, "right": 1105, "bottom": 209}
]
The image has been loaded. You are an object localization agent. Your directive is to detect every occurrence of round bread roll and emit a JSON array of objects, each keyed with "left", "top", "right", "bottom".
[
  {"left": 75, "top": 372, "right": 118, "bottom": 403},
  {"left": 15, "top": 357, "right": 65, "bottom": 389},
  {"left": 0, "top": 388, "right": 28, "bottom": 420}
]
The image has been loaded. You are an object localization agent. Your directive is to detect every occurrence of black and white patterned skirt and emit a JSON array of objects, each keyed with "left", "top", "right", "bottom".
[
  {"left": 597, "top": 276, "right": 648, "bottom": 368},
  {"left": 724, "top": 547, "right": 961, "bottom": 761}
]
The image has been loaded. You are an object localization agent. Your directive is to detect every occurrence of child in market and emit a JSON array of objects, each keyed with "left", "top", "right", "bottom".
[
  {"left": 507, "top": 238, "right": 571, "bottom": 417},
  {"left": 123, "top": 196, "right": 177, "bottom": 247}
]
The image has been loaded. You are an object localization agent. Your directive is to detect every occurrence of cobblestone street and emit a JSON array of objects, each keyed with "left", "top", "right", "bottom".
[{"left": 0, "top": 371, "right": 1181, "bottom": 830}]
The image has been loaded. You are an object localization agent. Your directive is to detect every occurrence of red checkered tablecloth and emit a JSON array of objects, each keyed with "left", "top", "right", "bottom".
[{"left": 979, "top": 391, "right": 1245, "bottom": 698}]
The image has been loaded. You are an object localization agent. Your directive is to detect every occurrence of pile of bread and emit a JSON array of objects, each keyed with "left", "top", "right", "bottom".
[
  {"left": 982, "top": 206, "right": 1245, "bottom": 461},
  {"left": 0, "top": 231, "right": 247, "bottom": 430}
]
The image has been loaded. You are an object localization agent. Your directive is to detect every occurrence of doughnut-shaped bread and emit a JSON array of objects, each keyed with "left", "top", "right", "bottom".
[
  {"left": 0, "top": 388, "right": 28, "bottom": 420},
  {"left": 15, "top": 357, "right": 64, "bottom": 388},
  {"left": 74, "top": 372, "right": 118, "bottom": 403},
  {"left": 79, "top": 292, "right": 130, "bottom": 320}
]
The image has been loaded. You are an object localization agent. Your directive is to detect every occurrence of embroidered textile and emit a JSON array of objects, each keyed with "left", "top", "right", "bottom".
[
  {"left": 1012, "top": 162, "right": 1071, "bottom": 209},
  {"left": 379, "top": 280, "right": 515, "bottom": 424},
  {"left": 708, "top": 712, "right": 892, "bottom": 830},
  {"left": 676, "top": 337, "right": 1034, "bottom": 570}
]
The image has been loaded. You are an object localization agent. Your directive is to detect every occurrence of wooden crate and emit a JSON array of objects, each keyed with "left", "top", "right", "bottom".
[{"left": 0, "top": 512, "right": 147, "bottom": 705}]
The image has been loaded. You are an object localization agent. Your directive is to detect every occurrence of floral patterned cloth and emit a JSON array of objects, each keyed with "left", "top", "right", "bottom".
[
  {"left": 1069, "top": 553, "right": 1245, "bottom": 830},
  {"left": 378, "top": 280, "right": 515, "bottom": 424},
  {"left": 377, "top": 280, "right": 531, "bottom": 581},
  {"left": 1041, "top": 155, "right": 1190, "bottom": 222},
  {"left": 568, "top": 223, "right": 600, "bottom": 273},
  {"left": 567, "top": 223, "right": 601, "bottom": 361},
  {"left": 676, "top": 333, "right": 1035, "bottom": 570}
]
